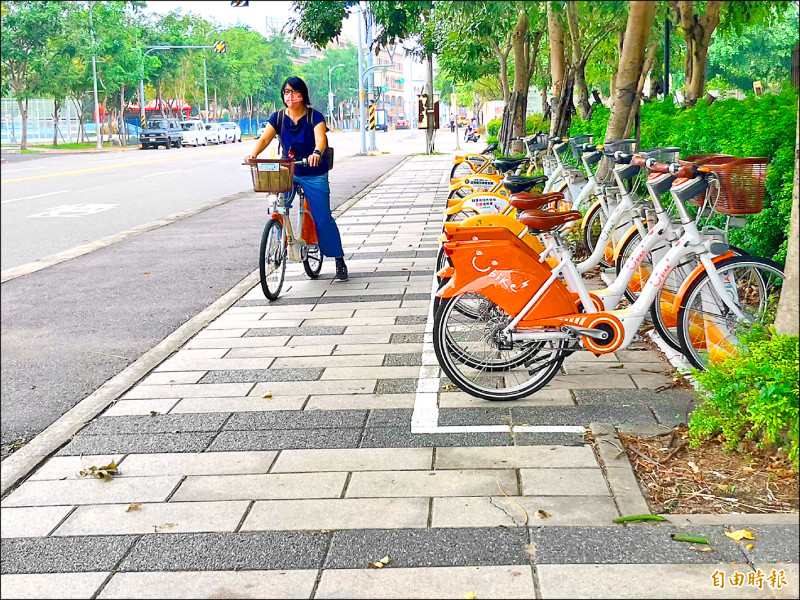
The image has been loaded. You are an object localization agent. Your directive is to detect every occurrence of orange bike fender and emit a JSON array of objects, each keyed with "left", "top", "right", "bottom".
[
  {"left": 673, "top": 251, "right": 736, "bottom": 310},
  {"left": 436, "top": 265, "right": 455, "bottom": 279},
  {"left": 271, "top": 213, "right": 284, "bottom": 226}
]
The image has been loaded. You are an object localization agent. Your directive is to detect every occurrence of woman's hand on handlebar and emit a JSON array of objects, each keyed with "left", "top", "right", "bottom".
[
  {"left": 244, "top": 153, "right": 257, "bottom": 164},
  {"left": 307, "top": 152, "right": 320, "bottom": 167}
]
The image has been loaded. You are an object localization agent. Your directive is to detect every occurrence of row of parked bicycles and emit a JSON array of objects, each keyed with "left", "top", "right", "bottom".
[{"left": 433, "top": 133, "right": 784, "bottom": 401}]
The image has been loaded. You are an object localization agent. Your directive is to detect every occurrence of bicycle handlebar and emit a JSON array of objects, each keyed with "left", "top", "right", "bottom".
[
  {"left": 624, "top": 154, "right": 699, "bottom": 178},
  {"left": 243, "top": 157, "right": 309, "bottom": 167}
]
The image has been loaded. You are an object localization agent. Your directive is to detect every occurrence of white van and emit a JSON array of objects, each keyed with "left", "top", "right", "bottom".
[{"left": 180, "top": 121, "right": 207, "bottom": 147}]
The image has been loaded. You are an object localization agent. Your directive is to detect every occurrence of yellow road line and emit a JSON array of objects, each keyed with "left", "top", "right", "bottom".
[{"left": 1, "top": 147, "right": 242, "bottom": 184}]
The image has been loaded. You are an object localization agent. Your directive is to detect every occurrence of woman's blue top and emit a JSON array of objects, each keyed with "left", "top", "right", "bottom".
[{"left": 268, "top": 108, "right": 328, "bottom": 176}]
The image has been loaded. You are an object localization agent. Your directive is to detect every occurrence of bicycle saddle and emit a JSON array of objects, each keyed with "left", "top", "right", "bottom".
[
  {"left": 502, "top": 175, "right": 548, "bottom": 194},
  {"left": 509, "top": 192, "right": 564, "bottom": 211},
  {"left": 518, "top": 209, "right": 582, "bottom": 232},
  {"left": 491, "top": 157, "right": 528, "bottom": 172}
]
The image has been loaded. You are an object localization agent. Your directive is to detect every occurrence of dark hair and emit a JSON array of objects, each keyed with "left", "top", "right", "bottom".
[{"left": 281, "top": 76, "right": 311, "bottom": 108}]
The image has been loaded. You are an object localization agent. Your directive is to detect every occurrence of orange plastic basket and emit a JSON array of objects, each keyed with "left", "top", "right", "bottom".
[
  {"left": 248, "top": 158, "right": 295, "bottom": 193},
  {"left": 679, "top": 153, "right": 734, "bottom": 167},
  {"left": 692, "top": 157, "right": 770, "bottom": 215}
]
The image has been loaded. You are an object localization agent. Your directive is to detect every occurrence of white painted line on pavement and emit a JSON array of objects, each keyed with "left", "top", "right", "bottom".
[
  {"left": 1, "top": 165, "right": 46, "bottom": 174},
  {"left": 141, "top": 169, "right": 183, "bottom": 178},
  {"left": 1, "top": 189, "right": 71, "bottom": 205}
]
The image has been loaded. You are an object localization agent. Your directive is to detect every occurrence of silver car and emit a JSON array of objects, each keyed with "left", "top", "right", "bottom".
[
  {"left": 204, "top": 123, "right": 222, "bottom": 145},
  {"left": 219, "top": 122, "right": 242, "bottom": 143}
]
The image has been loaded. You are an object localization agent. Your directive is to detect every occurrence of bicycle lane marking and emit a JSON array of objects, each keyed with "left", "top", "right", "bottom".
[
  {"left": 0, "top": 147, "right": 239, "bottom": 184},
  {"left": 409, "top": 163, "right": 583, "bottom": 435}
]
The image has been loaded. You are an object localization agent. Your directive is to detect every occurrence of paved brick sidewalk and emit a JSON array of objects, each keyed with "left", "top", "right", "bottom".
[{"left": 1, "top": 155, "right": 797, "bottom": 598}]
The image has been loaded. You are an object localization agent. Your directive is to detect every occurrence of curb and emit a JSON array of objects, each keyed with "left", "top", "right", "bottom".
[{"left": 0, "top": 153, "right": 415, "bottom": 497}]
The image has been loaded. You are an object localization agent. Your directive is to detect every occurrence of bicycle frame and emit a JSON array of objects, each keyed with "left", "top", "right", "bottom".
[{"left": 268, "top": 186, "right": 318, "bottom": 261}]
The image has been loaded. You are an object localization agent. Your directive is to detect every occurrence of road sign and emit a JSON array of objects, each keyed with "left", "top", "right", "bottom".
[
  {"left": 417, "top": 94, "right": 440, "bottom": 130},
  {"left": 214, "top": 41, "right": 227, "bottom": 53}
]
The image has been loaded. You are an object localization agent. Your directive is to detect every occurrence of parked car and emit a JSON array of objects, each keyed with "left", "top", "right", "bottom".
[
  {"left": 180, "top": 120, "right": 207, "bottom": 147},
  {"left": 395, "top": 118, "right": 409, "bottom": 130},
  {"left": 220, "top": 122, "right": 242, "bottom": 142},
  {"left": 140, "top": 117, "right": 182, "bottom": 149},
  {"left": 257, "top": 122, "right": 268, "bottom": 137},
  {"left": 203, "top": 123, "right": 222, "bottom": 145}
]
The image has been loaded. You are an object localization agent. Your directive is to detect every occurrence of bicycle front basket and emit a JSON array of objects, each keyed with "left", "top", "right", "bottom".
[
  {"left": 693, "top": 157, "right": 770, "bottom": 215},
  {"left": 569, "top": 134, "right": 593, "bottom": 158},
  {"left": 526, "top": 132, "right": 550, "bottom": 153},
  {"left": 249, "top": 158, "right": 295, "bottom": 193},
  {"left": 602, "top": 138, "right": 636, "bottom": 158},
  {"left": 639, "top": 147, "right": 681, "bottom": 164},
  {"left": 543, "top": 155, "right": 558, "bottom": 177}
]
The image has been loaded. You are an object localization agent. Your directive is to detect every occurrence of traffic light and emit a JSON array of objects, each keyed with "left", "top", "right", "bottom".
[
  {"left": 398, "top": 78, "right": 404, "bottom": 84},
  {"left": 214, "top": 41, "right": 227, "bottom": 53},
  {"left": 381, "top": 86, "right": 387, "bottom": 92},
  {"left": 230, "top": 1, "right": 249, "bottom": 6}
]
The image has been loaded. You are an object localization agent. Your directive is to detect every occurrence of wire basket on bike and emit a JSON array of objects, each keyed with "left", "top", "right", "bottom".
[
  {"left": 247, "top": 158, "right": 295, "bottom": 193},
  {"left": 692, "top": 157, "right": 770, "bottom": 215},
  {"left": 569, "top": 134, "right": 593, "bottom": 159},
  {"left": 639, "top": 147, "right": 681, "bottom": 164},
  {"left": 602, "top": 138, "right": 637, "bottom": 157},
  {"left": 679, "top": 153, "right": 734, "bottom": 167},
  {"left": 526, "top": 132, "right": 550, "bottom": 153}
]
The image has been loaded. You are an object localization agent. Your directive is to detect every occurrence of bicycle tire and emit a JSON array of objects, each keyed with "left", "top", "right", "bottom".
[
  {"left": 582, "top": 202, "right": 612, "bottom": 268},
  {"left": 303, "top": 244, "right": 323, "bottom": 278},
  {"left": 433, "top": 293, "right": 566, "bottom": 401},
  {"left": 260, "top": 219, "right": 286, "bottom": 300},
  {"left": 676, "top": 256, "right": 784, "bottom": 370},
  {"left": 615, "top": 228, "right": 649, "bottom": 304},
  {"left": 451, "top": 161, "right": 476, "bottom": 180}
]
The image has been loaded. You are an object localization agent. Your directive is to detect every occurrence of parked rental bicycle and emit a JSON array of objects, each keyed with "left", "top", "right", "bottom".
[
  {"left": 245, "top": 156, "right": 323, "bottom": 300},
  {"left": 433, "top": 153, "right": 783, "bottom": 400}
]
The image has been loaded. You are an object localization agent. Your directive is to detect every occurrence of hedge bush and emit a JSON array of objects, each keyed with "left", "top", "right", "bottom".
[
  {"left": 689, "top": 325, "right": 799, "bottom": 468},
  {"left": 486, "top": 114, "right": 551, "bottom": 140},
  {"left": 569, "top": 89, "right": 798, "bottom": 264}
]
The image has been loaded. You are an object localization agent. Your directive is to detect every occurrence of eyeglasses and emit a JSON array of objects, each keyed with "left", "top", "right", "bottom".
[{"left": 283, "top": 89, "right": 302, "bottom": 97}]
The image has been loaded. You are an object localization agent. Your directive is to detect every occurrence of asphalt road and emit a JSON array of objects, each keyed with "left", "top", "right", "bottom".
[
  {"left": 1, "top": 130, "right": 430, "bottom": 272},
  {"left": 0, "top": 136, "right": 412, "bottom": 458}
]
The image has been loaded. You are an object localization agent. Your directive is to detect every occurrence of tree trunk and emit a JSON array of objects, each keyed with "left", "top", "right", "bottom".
[
  {"left": 574, "top": 62, "right": 591, "bottom": 120},
  {"left": 625, "top": 42, "right": 658, "bottom": 140},
  {"left": 675, "top": 0, "right": 721, "bottom": 107},
  {"left": 550, "top": 66, "right": 575, "bottom": 138},
  {"left": 774, "top": 116, "right": 800, "bottom": 335},
  {"left": 426, "top": 52, "right": 435, "bottom": 154},
  {"left": 547, "top": 1, "right": 566, "bottom": 138},
  {"left": 610, "top": 29, "right": 625, "bottom": 106},
  {"left": 541, "top": 85, "right": 550, "bottom": 121},
  {"left": 52, "top": 99, "right": 61, "bottom": 147},
  {"left": 605, "top": 1, "right": 656, "bottom": 142},
  {"left": 16, "top": 98, "right": 28, "bottom": 150},
  {"left": 119, "top": 86, "right": 126, "bottom": 146}
]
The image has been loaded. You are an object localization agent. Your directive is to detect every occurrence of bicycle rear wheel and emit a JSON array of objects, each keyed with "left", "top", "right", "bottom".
[
  {"left": 303, "top": 244, "right": 323, "bottom": 278},
  {"left": 433, "top": 293, "right": 566, "bottom": 401},
  {"left": 260, "top": 219, "right": 286, "bottom": 300},
  {"left": 677, "top": 256, "right": 784, "bottom": 370},
  {"left": 451, "top": 161, "right": 476, "bottom": 181},
  {"left": 582, "top": 202, "right": 612, "bottom": 268}
]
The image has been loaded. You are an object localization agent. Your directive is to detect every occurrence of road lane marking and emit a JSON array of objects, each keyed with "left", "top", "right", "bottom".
[
  {"left": 1, "top": 189, "right": 72, "bottom": 205},
  {"left": 141, "top": 169, "right": 183, "bottom": 178},
  {"left": 27, "top": 204, "right": 117, "bottom": 218},
  {"left": 1, "top": 165, "right": 46, "bottom": 174},
  {"left": 0, "top": 146, "right": 241, "bottom": 184}
]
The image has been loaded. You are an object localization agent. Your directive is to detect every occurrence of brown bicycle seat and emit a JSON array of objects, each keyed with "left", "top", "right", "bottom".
[
  {"left": 519, "top": 209, "right": 582, "bottom": 232},
  {"left": 509, "top": 192, "right": 564, "bottom": 211}
]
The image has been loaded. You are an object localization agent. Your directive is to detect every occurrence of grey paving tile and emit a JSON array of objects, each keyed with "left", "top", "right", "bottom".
[
  {"left": 438, "top": 408, "right": 513, "bottom": 427},
  {"left": 0, "top": 572, "right": 110, "bottom": 599},
  {"left": 53, "top": 501, "right": 250, "bottom": 536},
  {"left": 243, "top": 326, "right": 345, "bottom": 337},
  {"left": 360, "top": 428, "right": 514, "bottom": 448},
  {"left": 79, "top": 413, "right": 229, "bottom": 436},
  {"left": 208, "top": 428, "right": 362, "bottom": 452},
  {"left": 1, "top": 506, "right": 74, "bottom": 538},
  {"left": 520, "top": 468, "right": 609, "bottom": 496},
  {"left": 510, "top": 406, "right": 655, "bottom": 426},
  {"left": 394, "top": 316, "right": 428, "bottom": 325},
  {"left": 2, "top": 476, "right": 181, "bottom": 508},
  {"left": 305, "top": 393, "right": 416, "bottom": 410},
  {"left": 513, "top": 433, "right": 587, "bottom": 446},
  {"left": 114, "top": 452, "right": 278, "bottom": 477},
  {"left": 1, "top": 535, "right": 137, "bottom": 574},
  {"left": 119, "top": 531, "right": 330, "bottom": 572},
  {"left": 324, "top": 528, "right": 530, "bottom": 569},
  {"left": 271, "top": 448, "right": 432, "bottom": 473},
  {"left": 97, "top": 570, "right": 318, "bottom": 599},
  {"left": 374, "top": 378, "right": 418, "bottom": 394},
  {"left": 56, "top": 433, "right": 217, "bottom": 456},
  {"left": 317, "top": 294, "right": 403, "bottom": 304},
  {"left": 528, "top": 526, "right": 746, "bottom": 564},
  {"left": 435, "top": 446, "right": 597, "bottom": 470},
  {"left": 170, "top": 472, "right": 347, "bottom": 502},
  {"left": 346, "top": 469, "right": 518, "bottom": 498},
  {"left": 365, "top": 409, "right": 413, "bottom": 428},
  {"left": 389, "top": 333, "right": 424, "bottom": 343},
  {"left": 573, "top": 388, "right": 698, "bottom": 406},
  {"left": 236, "top": 297, "right": 319, "bottom": 308},
  {"left": 382, "top": 353, "right": 423, "bottom": 366},
  {"left": 315, "top": 565, "right": 536, "bottom": 599},
  {"left": 223, "top": 410, "right": 368, "bottom": 431},
  {"left": 403, "top": 292, "right": 432, "bottom": 301},
  {"left": 198, "top": 368, "right": 323, "bottom": 383}
]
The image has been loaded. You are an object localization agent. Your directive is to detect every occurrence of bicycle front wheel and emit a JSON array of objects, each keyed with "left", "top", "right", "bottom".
[
  {"left": 451, "top": 161, "right": 476, "bottom": 181},
  {"left": 260, "top": 219, "right": 286, "bottom": 300},
  {"left": 677, "top": 256, "right": 784, "bottom": 370},
  {"left": 582, "top": 202, "right": 611, "bottom": 268}
]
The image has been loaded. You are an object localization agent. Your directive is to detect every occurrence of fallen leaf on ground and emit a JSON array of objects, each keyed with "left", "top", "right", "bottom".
[
  {"left": 608, "top": 364, "right": 624, "bottom": 369},
  {"left": 441, "top": 384, "right": 457, "bottom": 391},
  {"left": 262, "top": 392, "right": 273, "bottom": 398},
  {"left": 154, "top": 522, "right": 176, "bottom": 532},
  {"left": 369, "top": 556, "right": 391, "bottom": 568},
  {"left": 149, "top": 411, "right": 159, "bottom": 416},
  {"left": 463, "top": 592, "right": 477, "bottom": 599},
  {"left": 687, "top": 461, "right": 700, "bottom": 474},
  {"left": 79, "top": 460, "right": 119, "bottom": 481},
  {"left": 534, "top": 509, "right": 551, "bottom": 519},
  {"left": 689, "top": 546, "right": 713, "bottom": 552},
  {"left": 125, "top": 502, "right": 141, "bottom": 512},
  {"left": 746, "top": 543, "right": 754, "bottom": 550},
  {"left": 725, "top": 529, "right": 754, "bottom": 541}
]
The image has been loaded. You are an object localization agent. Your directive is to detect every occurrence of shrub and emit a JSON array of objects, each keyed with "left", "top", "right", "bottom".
[
  {"left": 568, "top": 89, "right": 798, "bottom": 263},
  {"left": 486, "top": 118, "right": 502, "bottom": 138},
  {"left": 689, "top": 325, "right": 799, "bottom": 468},
  {"left": 485, "top": 114, "right": 551, "bottom": 141}
]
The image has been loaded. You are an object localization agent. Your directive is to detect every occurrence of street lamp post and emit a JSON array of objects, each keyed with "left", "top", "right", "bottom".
[
  {"left": 88, "top": 2, "right": 103, "bottom": 150},
  {"left": 328, "top": 63, "right": 345, "bottom": 131},
  {"left": 357, "top": 4, "right": 366, "bottom": 155}
]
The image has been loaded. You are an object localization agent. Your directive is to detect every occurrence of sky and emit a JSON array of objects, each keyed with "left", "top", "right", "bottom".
[{"left": 141, "top": 0, "right": 360, "bottom": 42}]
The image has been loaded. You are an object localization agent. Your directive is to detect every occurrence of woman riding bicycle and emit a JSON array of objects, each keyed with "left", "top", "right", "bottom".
[{"left": 245, "top": 76, "right": 348, "bottom": 281}]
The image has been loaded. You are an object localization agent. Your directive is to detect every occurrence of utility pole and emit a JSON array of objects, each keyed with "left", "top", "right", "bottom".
[
  {"left": 357, "top": 3, "right": 366, "bottom": 155},
  {"left": 203, "top": 56, "right": 210, "bottom": 122},
  {"left": 88, "top": 3, "right": 103, "bottom": 150},
  {"left": 365, "top": 9, "right": 377, "bottom": 151}
]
